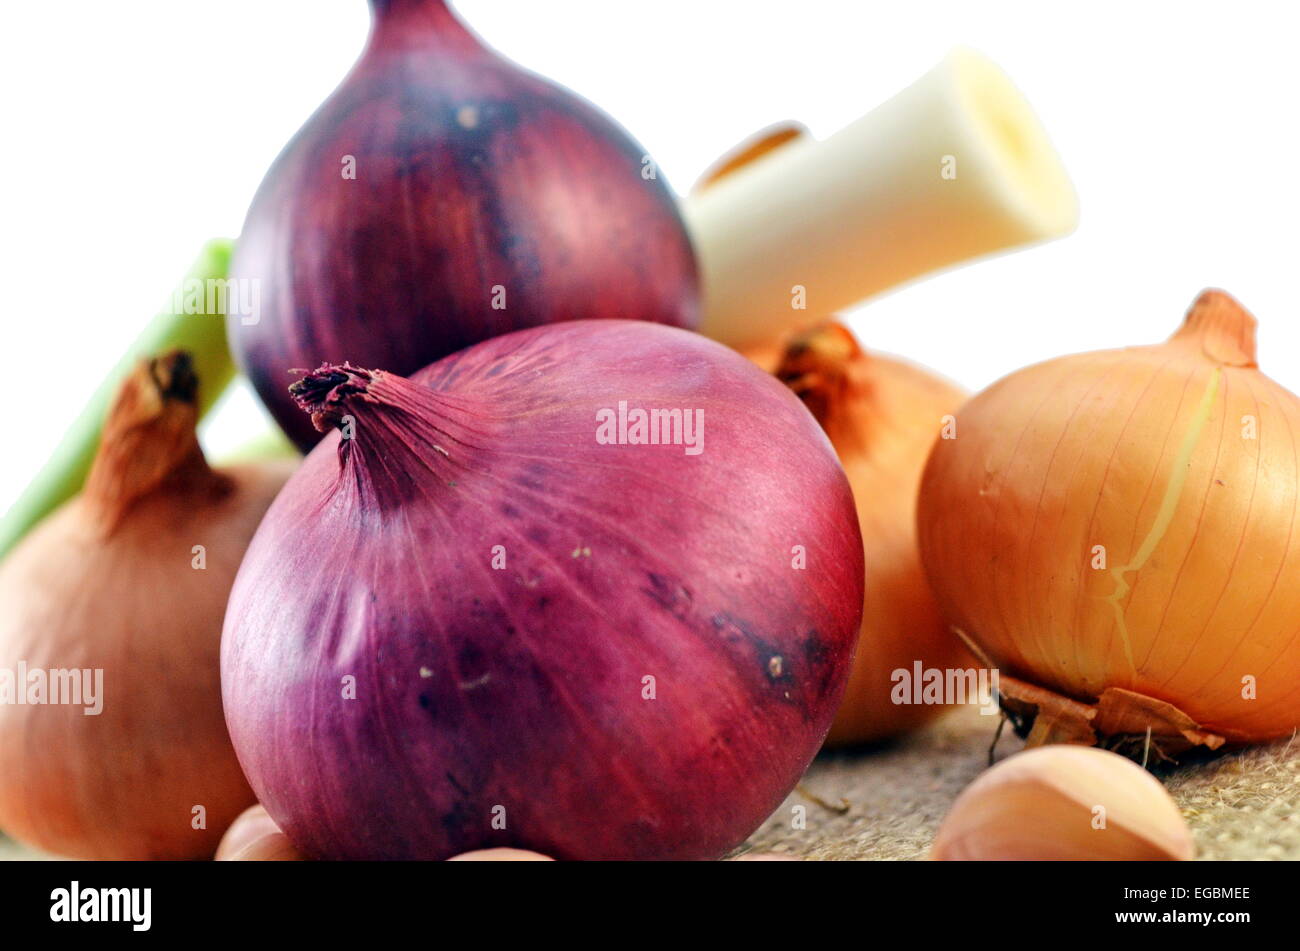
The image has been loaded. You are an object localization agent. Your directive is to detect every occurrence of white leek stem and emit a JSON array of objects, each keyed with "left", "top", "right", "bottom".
[{"left": 683, "top": 47, "right": 1079, "bottom": 350}]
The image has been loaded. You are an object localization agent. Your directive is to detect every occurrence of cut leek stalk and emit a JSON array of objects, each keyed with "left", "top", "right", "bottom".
[
  {"left": 683, "top": 47, "right": 1079, "bottom": 350},
  {"left": 0, "top": 239, "right": 237, "bottom": 561}
]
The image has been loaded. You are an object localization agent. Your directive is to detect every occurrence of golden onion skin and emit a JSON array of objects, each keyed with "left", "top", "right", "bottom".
[
  {"left": 778, "top": 324, "right": 971, "bottom": 746},
  {"left": 0, "top": 356, "right": 293, "bottom": 858},
  {"left": 917, "top": 291, "right": 1300, "bottom": 743},
  {"left": 931, "top": 746, "right": 1194, "bottom": 861}
]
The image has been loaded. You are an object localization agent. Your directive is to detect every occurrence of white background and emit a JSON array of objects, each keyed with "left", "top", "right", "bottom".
[{"left": 2, "top": 1, "right": 1298, "bottom": 514}]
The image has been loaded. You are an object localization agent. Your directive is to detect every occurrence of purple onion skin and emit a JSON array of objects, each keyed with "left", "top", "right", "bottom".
[
  {"left": 229, "top": 0, "right": 699, "bottom": 449},
  {"left": 221, "top": 321, "right": 863, "bottom": 861}
]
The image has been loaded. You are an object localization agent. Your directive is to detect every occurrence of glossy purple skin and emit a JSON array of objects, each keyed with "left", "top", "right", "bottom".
[
  {"left": 221, "top": 321, "right": 863, "bottom": 861},
  {"left": 229, "top": 0, "right": 699, "bottom": 449}
]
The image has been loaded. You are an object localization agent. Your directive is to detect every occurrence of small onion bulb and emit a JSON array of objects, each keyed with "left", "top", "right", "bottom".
[
  {"left": 931, "top": 746, "right": 1194, "bottom": 861},
  {"left": 446, "top": 849, "right": 554, "bottom": 862},
  {"left": 216, "top": 805, "right": 305, "bottom": 862}
]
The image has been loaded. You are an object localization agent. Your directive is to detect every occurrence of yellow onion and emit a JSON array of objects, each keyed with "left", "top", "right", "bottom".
[
  {"left": 0, "top": 353, "right": 294, "bottom": 858},
  {"left": 918, "top": 290, "right": 1300, "bottom": 751},
  {"left": 736, "top": 339, "right": 787, "bottom": 376},
  {"left": 777, "top": 323, "right": 969, "bottom": 745}
]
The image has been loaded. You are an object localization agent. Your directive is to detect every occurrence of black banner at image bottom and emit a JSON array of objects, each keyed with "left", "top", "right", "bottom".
[{"left": 0, "top": 859, "right": 1270, "bottom": 938}]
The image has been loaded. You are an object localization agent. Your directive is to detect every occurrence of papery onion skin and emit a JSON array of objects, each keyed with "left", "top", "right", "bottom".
[
  {"left": 226, "top": 834, "right": 306, "bottom": 862},
  {"left": 737, "top": 338, "right": 786, "bottom": 375},
  {"left": 447, "top": 848, "right": 554, "bottom": 862},
  {"left": 917, "top": 291, "right": 1300, "bottom": 743},
  {"left": 222, "top": 320, "right": 863, "bottom": 861},
  {"left": 931, "top": 746, "right": 1194, "bottom": 861},
  {"left": 229, "top": 0, "right": 698, "bottom": 450},
  {"left": 216, "top": 805, "right": 306, "bottom": 861},
  {"left": 731, "top": 851, "right": 801, "bottom": 861},
  {"left": 0, "top": 354, "right": 294, "bottom": 859},
  {"left": 215, "top": 804, "right": 283, "bottom": 860},
  {"left": 777, "top": 324, "right": 969, "bottom": 746}
]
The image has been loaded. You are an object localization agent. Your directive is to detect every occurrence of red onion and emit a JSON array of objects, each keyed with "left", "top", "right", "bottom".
[
  {"left": 229, "top": 0, "right": 699, "bottom": 449},
  {"left": 221, "top": 321, "right": 863, "bottom": 860}
]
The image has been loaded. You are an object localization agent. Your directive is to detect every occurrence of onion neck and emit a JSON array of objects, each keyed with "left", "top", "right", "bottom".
[
  {"left": 83, "top": 351, "right": 230, "bottom": 535},
  {"left": 366, "top": 0, "right": 480, "bottom": 55},
  {"left": 1169, "top": 289, "right": 1258, "bottom": 368},
  {"left": 291, "top": 363, "right": 476, "bottom": 510},
  {"left": 289, "top": 364, "right": 377, "bottom": 434},
  {"left": 775, "top": 322, "right": 872, "bottom": 451}
]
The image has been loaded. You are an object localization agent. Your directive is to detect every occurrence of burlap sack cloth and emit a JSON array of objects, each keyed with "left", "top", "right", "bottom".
[
  {"left": 3, "top": 703, "right": 1295, "bottom": 860},
  {"left": 739, "top": 704, "right": 1300, "bottom": 860}
]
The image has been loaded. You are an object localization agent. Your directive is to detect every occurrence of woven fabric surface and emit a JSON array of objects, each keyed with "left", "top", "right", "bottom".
[{"left": 737, "top": 704, "right": 1300, "bottom": 860}]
